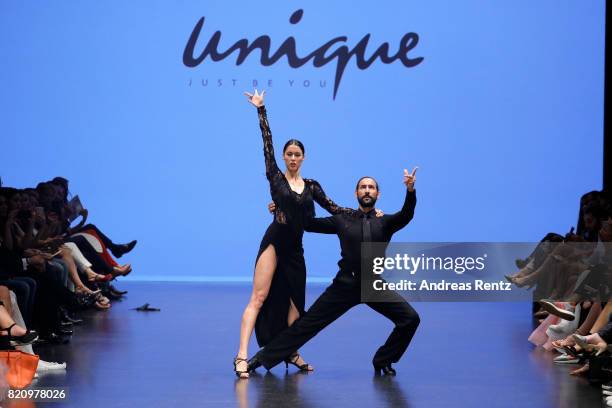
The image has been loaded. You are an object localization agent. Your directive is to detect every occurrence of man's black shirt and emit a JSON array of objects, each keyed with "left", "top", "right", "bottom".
[{"left": 305, "top": 189, "right": 417, "bottom": 278}]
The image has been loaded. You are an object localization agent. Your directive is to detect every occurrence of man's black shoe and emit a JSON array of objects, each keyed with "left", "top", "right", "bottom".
[
  {"left": 247, "top": 356, "right": 263, "bottom": 372},
  {"left": 66, "top": 315, "right": 83, "bottom": 325},
  {"left": 102, "top": 289, "right": 122, "bottom": 300},
  {"left": 60, "top": 308, "right": 83, "bottom": 324},
  {"left": 39, "top": 332, "right": 70, "bottom": 345},
  {"left": 56, "top": 327, "right": 73, "bottom": 336},
  {"left": 374, "top": 363, "right": 396, "bottom": 376},
  {"left": 112, "top": 240, "right": 137, "bottom": 258},
  {"left": 109, "top": 284, "right": 128, "bottom": 295}
]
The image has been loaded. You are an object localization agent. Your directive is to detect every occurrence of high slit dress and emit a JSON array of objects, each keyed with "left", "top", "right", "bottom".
[{"left": 253, "top": 105, "right": 355, "bottom": 347}]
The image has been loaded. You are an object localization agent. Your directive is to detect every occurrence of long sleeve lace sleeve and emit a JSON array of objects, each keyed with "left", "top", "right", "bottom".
[
  {"left": 257, "top": 106, "right": 284, "bottom": 183},
  {"left": 310, "top": 180, "right": 355, "bottom": 216}
]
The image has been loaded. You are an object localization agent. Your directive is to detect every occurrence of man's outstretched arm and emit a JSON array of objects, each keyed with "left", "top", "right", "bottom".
[
  {"left": 266, "top": 202, "right": 338, "bottom": 234},
  {"left": 386, "top": 167, "right": 418, "bottom": 233},
  {"left": 305, "top": 216, "right": 338, "bottom": 234}
]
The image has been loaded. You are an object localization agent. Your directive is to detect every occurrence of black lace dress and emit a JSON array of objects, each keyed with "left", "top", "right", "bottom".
[{"left": 253, "top": 105, "right": 354, "bottom": 347}]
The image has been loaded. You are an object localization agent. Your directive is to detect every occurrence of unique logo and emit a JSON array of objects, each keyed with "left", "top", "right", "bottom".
[{"left": 183, "top": 9, "right": 424, "bottom": 99}]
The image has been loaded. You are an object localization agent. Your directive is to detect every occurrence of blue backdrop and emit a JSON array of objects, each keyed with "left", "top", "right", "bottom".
[{"left": 0, "top": 1, "right": 605, "bottom": 281}]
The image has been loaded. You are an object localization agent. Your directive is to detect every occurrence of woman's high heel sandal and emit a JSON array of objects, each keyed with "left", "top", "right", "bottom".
[
  {"left": 284, "top": 352, "right": 313, "bottom": 371},
  {"left": 0, "top": 323, "right": 39, "bottom": 347},
  {"left": 234, "top": 357, "right": 249, "bottom": 379},
  {"left": 88, "top": 273, "right": 113, "bottom": 283}
]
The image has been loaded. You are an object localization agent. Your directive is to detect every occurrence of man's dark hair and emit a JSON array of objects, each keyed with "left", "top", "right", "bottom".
[{"left": 355, "top": 176, "right": 379, "bottom": 191}]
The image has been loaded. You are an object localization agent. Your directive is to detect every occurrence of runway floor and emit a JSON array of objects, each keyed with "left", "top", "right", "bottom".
[{"left": 24, "top": 282, "right": 603, "bottom": 407}]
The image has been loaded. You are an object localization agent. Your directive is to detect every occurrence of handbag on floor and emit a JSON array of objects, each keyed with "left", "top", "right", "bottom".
[{"left": 0, "top": 350, "right": 39, "bottom": 388}]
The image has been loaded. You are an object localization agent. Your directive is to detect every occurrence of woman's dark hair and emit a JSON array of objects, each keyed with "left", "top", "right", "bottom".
[
  {"left": 283, "top": 139, "right": 305, "bottom": 155},
  {"left": 581, "top": 190, "right": 601, "bottom": 205},
  {"left": 47, "top": 199, "right": 65, "bottom": 217},
  {"left": 50, "top": 176, "right": 69, "bottom": 187},
  {"left": 0, "top": 188, "right": 13, "bottom": 199},
  {"left": 49, "top": 176, "right": 70, "bottom": 202},
  {"left": 583, "top": 203, "right": 605, "bottom": 220},
  {"left": 0, "top": 187, "right": 20, "bottom": 200}
]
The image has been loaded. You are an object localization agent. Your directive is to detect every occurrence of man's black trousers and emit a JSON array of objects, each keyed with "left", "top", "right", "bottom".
[{"left": 257, "top": 276, "right": 420, "bottom": 369}]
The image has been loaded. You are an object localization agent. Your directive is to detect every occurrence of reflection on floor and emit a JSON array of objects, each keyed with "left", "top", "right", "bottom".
[{"left": 26, "top": 282, "right": 602, "bottom": 407}]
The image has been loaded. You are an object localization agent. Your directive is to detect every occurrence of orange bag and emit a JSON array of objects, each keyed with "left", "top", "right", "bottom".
[{"left": 0, "top": 350, "right": 39, "bottom": 388}]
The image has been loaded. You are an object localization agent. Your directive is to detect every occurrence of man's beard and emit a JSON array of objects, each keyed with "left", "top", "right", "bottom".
[{"left": 358, "top": 194, "right": 377, "bottom": 208}]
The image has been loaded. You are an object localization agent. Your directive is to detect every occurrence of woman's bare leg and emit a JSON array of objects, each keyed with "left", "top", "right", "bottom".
[
  {"left": 511, "top": 264, "right": 535, "bottom": 279},
  {"left": 288, "top": 298, "right": 300, "bottom": 326},
  {"left": 83, "top": 266, "right": 107, "bottom": 283},
  {"left": 592, "top": 302, "right": 612, "bottom": 333},
  {"left": 576, "top": 301, "right": 602, "bottom": 335},
  {"left": 515, "top": 245, "right": 573, "bottom": 285},
  {"left": 0, "top": 287, "right": 27, "bottom": 337},
  {"left": 59, "top": 248, "right": 88, "bottom": 292},
  {"left": 60, "top": 248, "right": 95, "bottom": 294},
  {"left": 569, "top": 363, "right": 589, "bottom": 376},
  {"left": 0, "top": 286, "right": 13, "bottom": 317},
  {"left": 515, "top": 253, "right": 567, "bottom": 287},
  {"left": 235, "top": 245, "right": 277, "bottom": 376},
  {"left": 549, "top": 264, "right": 581, "bottom": 299}
]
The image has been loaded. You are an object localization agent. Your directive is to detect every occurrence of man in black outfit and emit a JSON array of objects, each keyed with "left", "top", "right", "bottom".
[{"left": 249, "top": 168, "right": 420, "bottom": 375}]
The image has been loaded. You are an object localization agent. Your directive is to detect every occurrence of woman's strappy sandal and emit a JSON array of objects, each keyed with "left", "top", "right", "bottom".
[
  {"left": 284, "top": 352, "right": 313, "bottom": 371},
  {"left": 0, "top": 323, "right": 39, "bottom": 346},
  {"left": 234, "top": 357, "right": 250, "bottom": 379}
]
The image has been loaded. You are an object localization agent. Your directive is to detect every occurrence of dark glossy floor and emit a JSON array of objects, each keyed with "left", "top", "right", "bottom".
[{"left": 26, "top": 282, "right": 602, "bottom": 407}]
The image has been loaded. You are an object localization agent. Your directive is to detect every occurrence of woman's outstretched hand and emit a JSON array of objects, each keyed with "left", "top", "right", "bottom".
[{"left": 244, "top": 89, "right": 265, "bottom": 108}]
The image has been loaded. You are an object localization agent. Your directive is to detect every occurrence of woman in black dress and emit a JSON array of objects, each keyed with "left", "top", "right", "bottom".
[{"left": 234, "top": 90, "right": 375, "bottom": 378}]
